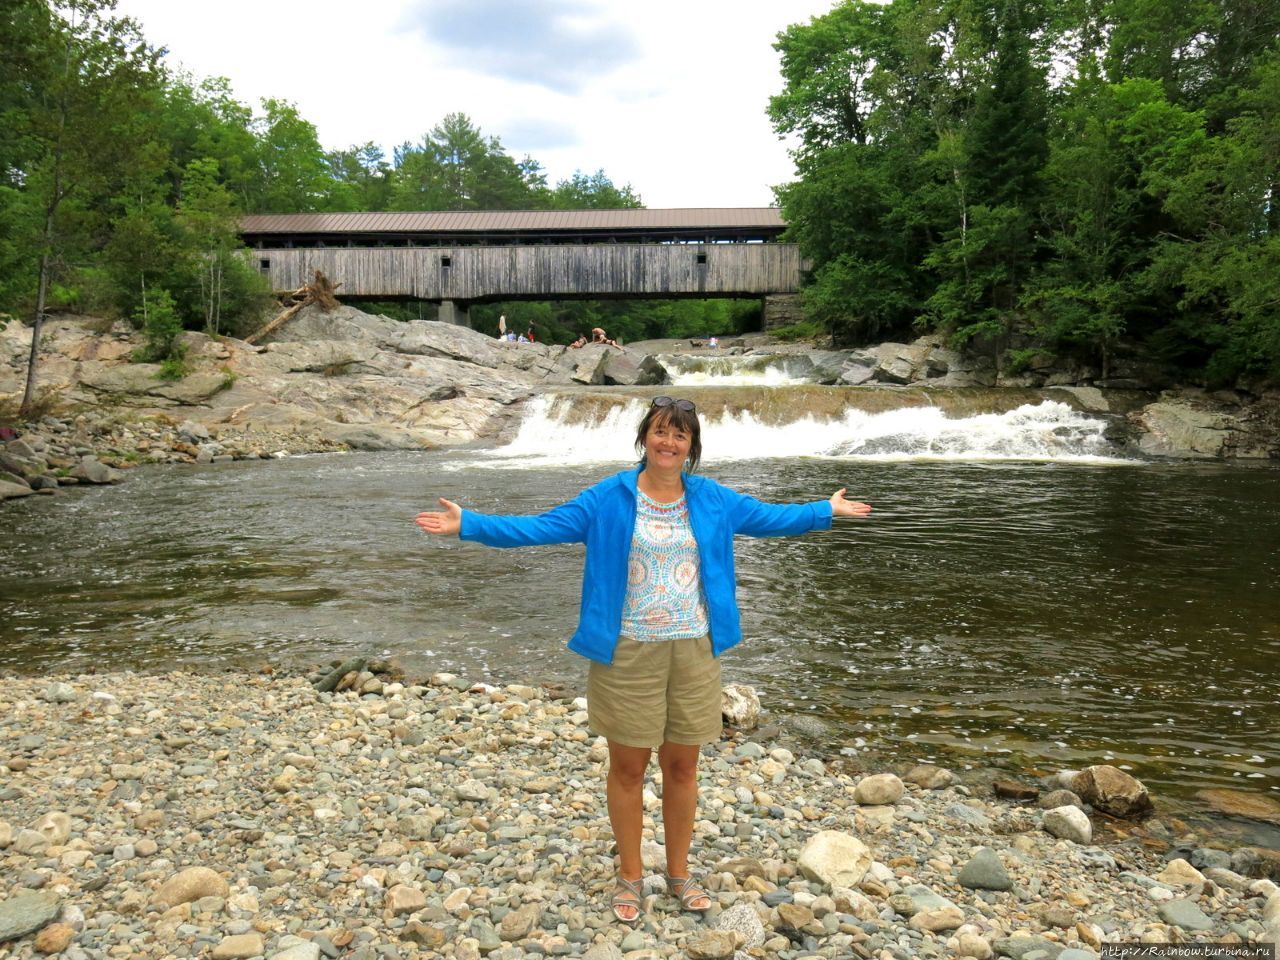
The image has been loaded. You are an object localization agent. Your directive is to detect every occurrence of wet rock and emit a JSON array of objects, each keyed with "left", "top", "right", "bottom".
[
  {"left": 69, "top": 456, "right": 122, "bottom": 485},
  {"left": 1195, "top": 789, "right": 1280, "bottom": 825},
  {"left": 993, "top": 780, "right": 1040, "bottom": 801},
  {"left": 905, "top": 765, "right": 955, "bottom": 790},
  {"left": 0, "top": 478, "right": 35, "bottom": 500},
  {"left": 1071, "top": 765, "right": 1153, "bottom": 819}
]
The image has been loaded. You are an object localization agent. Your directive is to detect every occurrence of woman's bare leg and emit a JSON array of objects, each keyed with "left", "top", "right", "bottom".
[
  {"left": 606, "top": 740, "right": 652, "bottom": 921},
  {"left": 657, "top": 740, "right": 710, "bottom": 909}
]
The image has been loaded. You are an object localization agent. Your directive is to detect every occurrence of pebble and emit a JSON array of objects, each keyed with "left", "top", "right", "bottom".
[{"left": 0, "top": 669, "right": 1272, "bottom": 960}]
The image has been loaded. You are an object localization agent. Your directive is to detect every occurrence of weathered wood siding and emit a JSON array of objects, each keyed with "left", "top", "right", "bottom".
[{"left": 255, "top": 243, "right": 802, "bottom": 299}]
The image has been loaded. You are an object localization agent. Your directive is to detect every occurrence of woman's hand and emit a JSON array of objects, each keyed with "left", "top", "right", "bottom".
[
  {"left": 830, "top": 488, "right": 872, "bottom": 518},
  {"left": 415, "top": 498, "right": 462, "bottom": 536}
]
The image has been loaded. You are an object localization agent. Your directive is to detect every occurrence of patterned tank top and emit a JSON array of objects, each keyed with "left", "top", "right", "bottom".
[{"left": 621, "top": 489, "right": 709, "bottom": 642}]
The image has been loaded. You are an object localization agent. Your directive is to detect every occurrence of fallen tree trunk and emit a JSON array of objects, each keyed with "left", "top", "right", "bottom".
[{"left": 245, "top": 270, "right": 342, "bottom": 345}]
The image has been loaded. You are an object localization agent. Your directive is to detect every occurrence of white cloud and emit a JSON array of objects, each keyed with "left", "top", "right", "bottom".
[{"left": 115, "top": 0, "right": 836, "bottom": 207}]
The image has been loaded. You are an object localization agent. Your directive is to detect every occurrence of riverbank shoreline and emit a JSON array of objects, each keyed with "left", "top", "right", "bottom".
[
  {"left": 2, "top": 310, "right": 1278, "bottom": 506},
  {"left": 1, "top": 668, "right": 1277, "bottom": 959}
]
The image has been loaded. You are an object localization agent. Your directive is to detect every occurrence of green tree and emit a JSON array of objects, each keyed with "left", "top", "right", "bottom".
[
  {"left": 12, "top": 0, "right": 164, "bottom": 415},
  {"left": 391, "top": 113, "right": 543, "bottom": 210},
  {"left": 251, "top": 98, "right": 333, "bottom": 213},
  {"left": 548, "top": 170, "right": 642, "bottom": 209}
]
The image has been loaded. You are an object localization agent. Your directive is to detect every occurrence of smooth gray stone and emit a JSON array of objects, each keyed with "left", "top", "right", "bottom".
[
  {"left": 0, "top": 891, "right": 60, "bottom": 943},
  {"left": 1158, "top": 899, "right": 1215, "bottom": 931},
  {"left": 958, "top": 846, "right": 1013, "bottom": 891}
]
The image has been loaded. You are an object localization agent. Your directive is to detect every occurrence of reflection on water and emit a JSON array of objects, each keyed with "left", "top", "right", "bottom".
[{"left": 2, "top": 451, "right": 1278, "bottom": 807}]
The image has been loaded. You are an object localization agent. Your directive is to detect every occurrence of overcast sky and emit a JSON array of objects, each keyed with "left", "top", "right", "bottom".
[{"left": 113, "top": 0, "right": 838, "bottom": 209}]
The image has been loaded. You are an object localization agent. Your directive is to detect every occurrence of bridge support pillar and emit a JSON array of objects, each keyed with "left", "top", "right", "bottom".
[
  {"left": 437, "top": 300, "right": 471, "bottom": 326},
  {"left": 762, "top": 294, "right": 805, "bottom": 331}
]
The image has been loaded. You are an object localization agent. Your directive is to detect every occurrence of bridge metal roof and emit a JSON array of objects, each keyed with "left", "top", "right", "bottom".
[
  {"left": 239, "top": 208, "right": 787, "bottom": 247},
  {"left": 241, "top": 208, "right": 784, "bottom": 234}
]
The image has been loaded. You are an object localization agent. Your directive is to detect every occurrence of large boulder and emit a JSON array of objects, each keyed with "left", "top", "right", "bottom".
[
  {"left": 1071, "top": 765, "right": 1153, "bottom": 819},
  {"left": 1135, "top": 399, "right": 1233, "bottom": 458},
  {"left": 549, "top": 345, "right": 609, "bottom": 385},
  {"left": 0, "top": 478, "right": 34, "bottom": 500},
  {"left": 602, "top": 349, "right": 667, "bottom": 386},
  {"left": 70, "top": 457, "right": 123, "bottom": 484}
]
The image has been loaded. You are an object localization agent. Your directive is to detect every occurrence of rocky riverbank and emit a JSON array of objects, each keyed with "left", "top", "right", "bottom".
[{"left": 1, "top": 669, "right": 1278, "bottom": 960}]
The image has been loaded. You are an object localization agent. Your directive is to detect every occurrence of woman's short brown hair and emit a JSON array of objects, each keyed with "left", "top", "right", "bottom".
[{"left": 634, "top": 401, "right": 702, "bottom": 473}]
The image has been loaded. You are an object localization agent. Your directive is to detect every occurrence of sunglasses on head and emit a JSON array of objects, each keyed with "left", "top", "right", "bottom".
[{"left": 651, "top": 396, "right": 696, "bottom": 412}]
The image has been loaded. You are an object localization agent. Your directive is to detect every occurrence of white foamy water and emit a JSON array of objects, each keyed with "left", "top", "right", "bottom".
[
  {"left": 658, "top": 354, "right": 811, "bottom": 386},
  {"left": 447, "top": 396, "right": 1132, "bottom": 469}
]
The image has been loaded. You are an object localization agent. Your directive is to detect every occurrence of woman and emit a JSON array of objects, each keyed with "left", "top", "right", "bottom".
[{"left": 415, "top": 397, "right": 871, "bottom": 923}]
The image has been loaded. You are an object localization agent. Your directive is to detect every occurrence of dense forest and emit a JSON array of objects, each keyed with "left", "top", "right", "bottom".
[
  {"left": 0, "top": 0, "right": 755, "bottom": 400},
  {"left": 5, "top": 0, "right": 1278, "bottom": 399},
  {"left": 771, "top": 0, "right": 1280, "bottom": 384}
]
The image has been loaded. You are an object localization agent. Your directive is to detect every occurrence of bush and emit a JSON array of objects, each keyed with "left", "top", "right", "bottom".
[{"left": 133, "top": 288, "right": 185, "bottom": 363}]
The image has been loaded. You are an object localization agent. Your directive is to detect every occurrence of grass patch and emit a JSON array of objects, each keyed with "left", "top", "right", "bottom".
[
  {"left": 156, "top": 357, "right": 189, "bottom": 381},
  {"left": 768, "top": 319, "right": 826, "bottom": 342}
]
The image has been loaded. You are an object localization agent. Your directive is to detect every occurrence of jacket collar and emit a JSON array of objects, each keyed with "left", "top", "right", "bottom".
[{"left": 624, "top": 463, "right": 703, "bottom": 496}]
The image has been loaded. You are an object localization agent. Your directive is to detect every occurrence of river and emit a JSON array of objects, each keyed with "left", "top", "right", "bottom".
[{"left": 2, "top": 385, "right": 1278, "bottom": 828}]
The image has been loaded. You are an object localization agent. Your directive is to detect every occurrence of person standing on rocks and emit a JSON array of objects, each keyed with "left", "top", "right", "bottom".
[{"left": 414, "top": 397, "right": 872, "bottom": 923}]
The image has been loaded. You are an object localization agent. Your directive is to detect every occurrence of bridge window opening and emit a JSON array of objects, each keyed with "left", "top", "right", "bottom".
[
  {"left": 257, "top": 258, "right": 270, "bottom": 273},
  {"left": 440, "top": 255, "right": 452, "bottom": 268},
  {"left": 695, "top": 251, "right": 707, "bottom": 265}
]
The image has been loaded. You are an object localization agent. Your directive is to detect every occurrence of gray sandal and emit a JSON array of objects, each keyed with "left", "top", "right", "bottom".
[
  {"left": 611, "top": 876, "right": 644, "bottom": 925},
  {"left": 665, "top": 873, "right": 711, "bottom": 912}
]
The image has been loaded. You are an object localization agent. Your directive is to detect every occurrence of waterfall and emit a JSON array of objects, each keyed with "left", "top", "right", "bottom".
[
  {"left": 467, "top": 392, "right": 1129, "bottom": 468},
  {"left": 658, "top": 353, "right": 812, "bottom": 386}
]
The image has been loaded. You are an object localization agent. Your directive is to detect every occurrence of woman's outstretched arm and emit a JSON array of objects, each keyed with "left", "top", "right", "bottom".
[{"left": 416, "top": 498, "right": 461, "bottom": 536}]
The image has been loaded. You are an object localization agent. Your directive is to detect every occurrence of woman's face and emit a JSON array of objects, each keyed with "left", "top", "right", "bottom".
[{"left": 644, "top": 415, "right": 692, "bottom": 471}]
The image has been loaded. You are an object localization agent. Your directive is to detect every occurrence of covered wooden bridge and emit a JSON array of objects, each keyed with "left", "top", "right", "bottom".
[{"left": 239, "top": 209, "right": 804, "bottom": 326}]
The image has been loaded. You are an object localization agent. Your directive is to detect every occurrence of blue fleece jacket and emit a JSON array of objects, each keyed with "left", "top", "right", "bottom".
[{"left": 458, "top": 464, "right": 834, "bottom": 664}]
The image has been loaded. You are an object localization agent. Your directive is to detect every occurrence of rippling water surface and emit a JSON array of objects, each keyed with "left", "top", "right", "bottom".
[{"left": 2, "top": 447, "right": 1278, "bottom": 808}]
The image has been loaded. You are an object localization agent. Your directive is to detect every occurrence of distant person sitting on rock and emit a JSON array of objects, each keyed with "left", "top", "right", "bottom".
[
  {"left": 708, "top": 336, "right": 719, "bottom": 348},
  {"left": 517, "top": 333, "right": 529, "bottom": 343},
  {"left": 415, "top": 398, "right": 872, "bottom": 926},
  {"left": 526, "top": 326, "right": 536, "bottom": 343},
  {"left": 591, "top": 327, "right": 622, "bottom": 350},
  {"left": 569, "top": 333, "right": 588, "bottom": 349}
]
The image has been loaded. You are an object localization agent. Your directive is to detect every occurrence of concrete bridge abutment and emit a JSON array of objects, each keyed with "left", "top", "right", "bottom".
[
  {"left": 762, "top": 294, "right": 806, "bottom": 331},
  {"left": 437, "top": 301, "right": 471, "bottom": 326}
]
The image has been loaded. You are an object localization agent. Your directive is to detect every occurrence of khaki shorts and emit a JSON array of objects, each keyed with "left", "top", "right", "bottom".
[{"left": 587, "top": 634, "right": 723, "bottom": 748}]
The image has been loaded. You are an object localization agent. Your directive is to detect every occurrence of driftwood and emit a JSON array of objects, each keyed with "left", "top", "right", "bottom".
[{"left": 245, "top": 269, "right": 342, "bottom": 345}]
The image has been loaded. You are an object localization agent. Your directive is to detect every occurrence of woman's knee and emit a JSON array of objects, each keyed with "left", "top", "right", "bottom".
[
  {"left": 658, "top": 742, "right": 701, "bottom": 784},
  {"left": 607, "top": 741, "right": 652, "bottom": 789}
]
